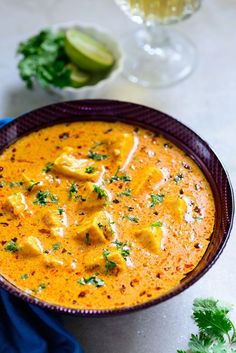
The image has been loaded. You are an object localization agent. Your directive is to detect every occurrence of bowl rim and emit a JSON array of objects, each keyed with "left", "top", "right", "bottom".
[
  {"left": 0, "top": 99, "right": 234, "bottom": 317},
  {"left": 48, "top": 21, "right": 124, "bottom": 94}
]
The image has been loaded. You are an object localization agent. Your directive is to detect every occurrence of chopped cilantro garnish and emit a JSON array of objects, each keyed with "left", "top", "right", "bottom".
[
  {"left": 27, "top": 180, "right": 40, "bottom": 192},
  {"left": 174, "top": 174, "right": 183, "bottom": 185},
  {"left": 103, "top": 250, "right": 117, "bottom": 274},
  {"left": 84, "top": 233, "right": 90, "bottom": 245},
  {"left": 33, "top": 282, "right": 47, "bottom": 294},
  {"left": 20, "top": 273, "right": 29, "bottom": 280},
  {"left": 117, "top": 188, "right": 132, "bottom": 197},
  {"left": 87, "top": 151, "right": 108, "bottom": 161},
  {"left": 52, "top": 243, "right": 61, "bottom": 251},
  {"left": 123, "top": 215, "right": 139, "bottom": 223},
  {"left": 42, "top": 162, "right": 54, "bottom": 173},
  {"left": 151, "top": 221, "right": 163, "bottom": 227},
  {"left": 150, "top": 193, "right": 165, "bottom": 207},
  {"left": 58, "top": 207, "right": 64, "bottom": 215},
  {"left": 85, "top": 166, "right": 96, "bottom": 174},
  {"left": 4, "top": 240, "right": 19, "bottom": 252},
  {"left": 113, "top": 240, "right": 131, "bottom": 260},
  {"left": 93, "top": 185, "right": 107, "bottom": 200},
  {"left": 194, "top": 216, "right": 204, "bottom": 221},
  {"left": 9, "top": 181, "right": 25, "bottom": 189},
  {"left": 78, "top": 275, "right": 105, "bottom": 287},
  {"left": 109, "top": 175, "right": 131, "bottom": 183},
  {"left": 68, "top": 182, "right": 78, "bottom": 199},
  {"left": 33, "top": 191, "right": 58, "bottom": 206},
  {"left": 91, "top": 141, "right": 105, "bottom": 149},
  {"left": 49, "top": 193, "right": 58, "bottom": 204}
]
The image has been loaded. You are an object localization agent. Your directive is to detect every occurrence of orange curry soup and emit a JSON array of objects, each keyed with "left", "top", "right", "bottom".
[{"left": 0, "top": 121, "right": 215, "bottom": 309}]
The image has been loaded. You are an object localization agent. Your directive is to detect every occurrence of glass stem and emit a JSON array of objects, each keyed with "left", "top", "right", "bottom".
[{"left": 143, "top": 21, "right": 170, "bottom": 54}]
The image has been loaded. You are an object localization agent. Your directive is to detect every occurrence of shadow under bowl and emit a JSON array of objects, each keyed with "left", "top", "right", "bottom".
[{"left": 0, "top": 99, "right": 234, "bottom": 316}]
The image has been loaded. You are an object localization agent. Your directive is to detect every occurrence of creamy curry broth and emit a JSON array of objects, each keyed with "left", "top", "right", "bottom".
[{"left": 0, "top": 121, "right": 215, "bottom": 309}]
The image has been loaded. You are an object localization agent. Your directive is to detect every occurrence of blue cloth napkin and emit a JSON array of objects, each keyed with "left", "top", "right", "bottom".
[{"left": 0, "top": 117, "right": 83, "bottom": 353}]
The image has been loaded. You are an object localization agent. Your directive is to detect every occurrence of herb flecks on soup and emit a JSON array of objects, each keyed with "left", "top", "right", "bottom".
[{"left": 0, "top": 121, "right": 215, "bottom": 309}]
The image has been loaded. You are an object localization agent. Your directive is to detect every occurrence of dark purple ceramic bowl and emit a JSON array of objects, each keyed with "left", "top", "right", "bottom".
[{"left": 0, "top": 99, "right": 234, "bottom": 316}]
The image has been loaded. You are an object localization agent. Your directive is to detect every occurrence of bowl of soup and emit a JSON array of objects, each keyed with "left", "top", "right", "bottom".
[{"left": 0, "top": 100, "right": 234, "bottom": 316}]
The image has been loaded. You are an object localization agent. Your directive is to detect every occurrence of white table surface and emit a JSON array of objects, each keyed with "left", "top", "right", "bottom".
[{"left": 0, "top": 0, "right": 236, "bottom": 352}]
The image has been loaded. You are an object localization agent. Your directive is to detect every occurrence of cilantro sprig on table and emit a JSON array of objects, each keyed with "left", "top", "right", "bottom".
[
  {"left": 177, "top": 298, "right": 236, "bottom": 353},
  {"left": 17, "top": 30, "right": 71, "bottom": 89}
]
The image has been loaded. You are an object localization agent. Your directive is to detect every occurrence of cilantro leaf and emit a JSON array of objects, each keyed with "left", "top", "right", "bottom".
[
  {"left": 117, "top": 188, "right": 132, "bottom": 197},
  {"left": 103, "top": 250, "right": 117, "bottom": 274},
  {"left": 87, "top": 151, "right": 108, "bottom": 161},
  {"left": 193, "top": 301, "right": 232, "bottom": 342},
  {"left": 27, "top": 180, "right": 41, "bottom": 192},
  {"left": 68, "top": 182, "right": 78, "bottom": 199},
  {"left": 174, "top": 174, "right": 183, "bottom": 185},
  {"left": 113, "top": 240, "right": 131, "bottom": 260},
  {"left": 52, "top": 243, "right": 61, "bottom": 252},
  {"left": 125, "top": 215, "right": 139, "bottom": 223},
  {"left": 93, "top": 185, "right": 107, "bottom": 200},
  {"left": 20, "top": 273, "right": 29, "bottom": 280},
  {"left": 33, "top": 190, "right": 58, "bottom": 206},
  {"left": 151, "top": 221, "right": 163, "bottom": 227},
  {"left": 5, "top": 240, "right": 19, "bottom": 252},
  {"left": 33, "top": 282, "right": 47, "bottom": 294},
  {"left": 58, "top": 207, "right": 64, "bottom": 215},
  {"left": 42, "top": 162, "right": 54, "bottom": 173},
  {"left": 188, "top": 334, "right": 212, "bottom": 353},
  {"left": 85, "top": 166, "right": 96, "bottom": 174},
  {"left": 109, "top": 174, "right": 131, "bottom": 183},
  {"left": 78, "top": 275, "right": 104, "bottom": 288},
  {"left": 150, "top": 193, "right": 165, "bottom": 207}
]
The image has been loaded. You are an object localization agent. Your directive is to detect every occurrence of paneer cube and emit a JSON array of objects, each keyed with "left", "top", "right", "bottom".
[
  {"left": 106, "top": 251, "right": 126, "bottom": 273},
  {"left": 43, "top": 210, "right": 66, "bottom": 227},
  {"left": 5, "top": 193, "right": 28, "bottom": 217},
  {"left": 76, "top": 211, "right": 113, "bottom": 244},
  {"left": 43, "top": 210, "right": 67, "bottom": 237},
  {"left": 132, "top": 167, "right": 163, "bottom": 196},
  {"left": 86, "top": 250, "right": 126, "bottom": 274},
  {"left": 135, "top": 226, "right": 163, "bottom": 254},
  {"left": 43, "top": 254, "right": 64, "bottom": 267},
  {"left": 21, "top": 236, "right": 43, "bottom": 256},
  {"left": 106, "top": 133, "right": 138, "bottom": 170},
  {"left": 165, "top": 197, "right": 187, "bottom": 222},
  {"left": 54, "top": 147, "right": 99, "bottom": 181},
  {"left": 78, "top": 182, "right": 108, "bottom": 209},
  {"left": 50, "top": 227, "right": 65, "bottom": 238}
]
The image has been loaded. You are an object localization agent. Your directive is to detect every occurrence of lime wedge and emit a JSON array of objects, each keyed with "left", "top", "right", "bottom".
[
  {"left": 67, "top": 63, "right": 89, "bottom": 88},
  {"left": 65, "top": 29, "right": 114, "bottom": 72}
]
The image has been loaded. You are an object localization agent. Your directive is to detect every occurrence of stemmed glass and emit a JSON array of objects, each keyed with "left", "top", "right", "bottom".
[{"left": 115, "top": 0, "right": 201, "bottom": 87}]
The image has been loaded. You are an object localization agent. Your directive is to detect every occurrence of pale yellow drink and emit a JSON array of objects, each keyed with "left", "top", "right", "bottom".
[{"left": 116, "top": 0, "right": 200, "bottom": 23}]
